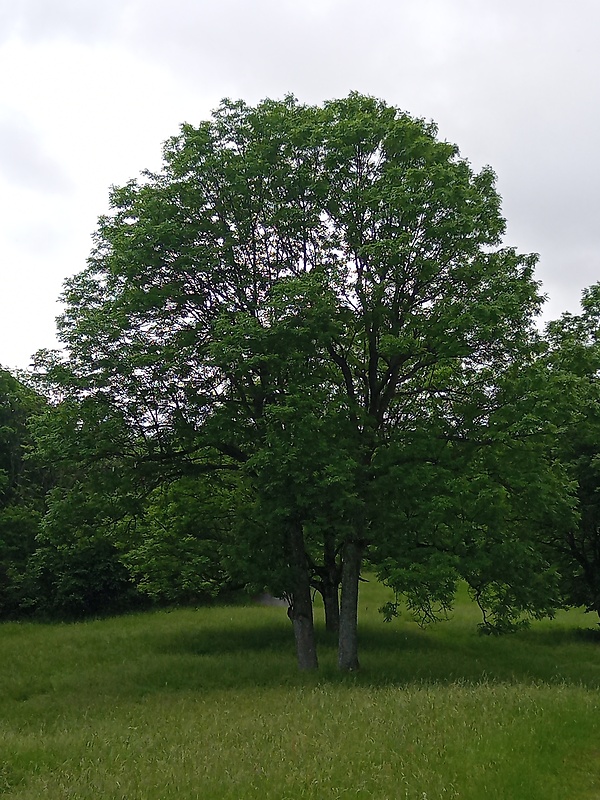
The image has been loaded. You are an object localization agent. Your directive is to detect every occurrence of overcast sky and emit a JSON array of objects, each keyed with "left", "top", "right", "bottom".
[{"left": 1, "top": 0, "right": 599, "bottom": 370}]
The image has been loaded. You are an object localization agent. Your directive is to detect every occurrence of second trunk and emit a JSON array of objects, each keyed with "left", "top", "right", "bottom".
[{"left": 338, "top": 539, "right": 362, "bottom": 671}]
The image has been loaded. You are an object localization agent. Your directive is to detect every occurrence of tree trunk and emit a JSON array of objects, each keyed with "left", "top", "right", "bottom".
[
  {"left": 319, "top": 535, "right": 341, "bottom": 633},
  {"left": 321, "top": 578, "right": 340, "bottom": 634},
  {"left": 287, "top": 522, "right": 318, "bottom": 670},
  {"left": 338, "top": 539, "right": 362, "bottom": 671}
]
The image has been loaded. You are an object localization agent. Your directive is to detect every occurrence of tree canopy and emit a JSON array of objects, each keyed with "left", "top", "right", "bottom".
[{"left": 33, "top": 94, "right": 569, "bottom": 669}]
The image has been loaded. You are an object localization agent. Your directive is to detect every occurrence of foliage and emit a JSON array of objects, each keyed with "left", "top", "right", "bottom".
[
  {"left": 33, "top": 94, "right": 566, "bottom": 666},
  {"left": 0, "top": 368, "right": 47, "bottom": 615},
  {"left": 119, "top": 476, "right": 235, "bottom": 604},
  {"left": 15, "top": 395, "right": 145, "bottom": 617},
  {"left": 25, "top": 396, "right": 241, "bottom": 617},
  {"left": 544, "top": 283, "right": 600, "bottom": 618},
  {"left": 372, "top": 368, "right": 573, "bottom": 634}
]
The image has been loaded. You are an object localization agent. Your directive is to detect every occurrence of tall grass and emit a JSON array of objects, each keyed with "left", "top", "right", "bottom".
[{"left": 1, "top": 581, "right": 599, "bottom": 799}]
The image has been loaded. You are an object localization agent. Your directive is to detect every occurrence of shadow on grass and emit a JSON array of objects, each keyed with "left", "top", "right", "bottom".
[
  {"left": 142, "top": 608, "right": 600, "bottom": 692},
  {"left": 521, "top": 624, "right": 600, "bottom": 646},
  {"left": 154, "top": 619, "right": 296, "bottom": 657}
]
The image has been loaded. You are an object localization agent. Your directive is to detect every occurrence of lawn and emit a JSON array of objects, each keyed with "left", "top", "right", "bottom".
[{"left": 1, "top": 580, "right": 599, "bottom": 799}]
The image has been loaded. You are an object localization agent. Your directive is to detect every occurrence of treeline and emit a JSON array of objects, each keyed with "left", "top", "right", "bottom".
[
  {"left": 2, "top": 95, "right": 600, "bottom": 671},
  {"left": 0, "top": 369, "right": 242, "bottom": 617}
]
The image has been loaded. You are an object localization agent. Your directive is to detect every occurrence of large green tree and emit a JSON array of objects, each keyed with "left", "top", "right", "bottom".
[{"left": 43, "top": 94, "right": 555, "bottom": 669}]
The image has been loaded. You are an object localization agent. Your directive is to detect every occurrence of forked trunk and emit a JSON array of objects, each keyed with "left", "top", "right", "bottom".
[
  {"left": 338, "top": 539, "right": 362, "bottom": 671},
  {"left": 322, "top": 531, "right": 341, "bottom": 633},
  {"left": 287, "top": 522, "right": 318, "bottom": 670}
]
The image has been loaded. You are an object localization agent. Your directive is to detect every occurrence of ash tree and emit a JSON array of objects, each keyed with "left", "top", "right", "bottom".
[{"left": 43, "top": 93, "right": 556, "bottom": 669}]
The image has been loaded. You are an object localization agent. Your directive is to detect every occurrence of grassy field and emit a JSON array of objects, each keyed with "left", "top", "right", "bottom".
[{"left": 1, "top": 580, "right": 600, "bottom": 799}]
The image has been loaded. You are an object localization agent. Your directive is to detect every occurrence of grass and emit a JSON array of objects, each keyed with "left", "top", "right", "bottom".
[{"left": 1, "top": 581, "right": 600, "bottom": 799}]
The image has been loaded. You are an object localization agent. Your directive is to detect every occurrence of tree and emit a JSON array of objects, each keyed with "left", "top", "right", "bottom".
[
  {"left": 119, "top": 475, "right": 237, "bottom": 605},
  {"left": 20, "top": 394, "right": 144, "bottom": 617},
  {"left": 0, "top": 368, "right": 47, "bottom": 616},
  {"left": 26, "top": 387, "right": 243, "bottom": 617},
  {"left": 372, "top": 356, "right": 574, "bottom": 633},
  {"left": 43, "top": 94, "right": 553, "bottom": 669},
  {"left": 544, "top": 284, "right": 600, "bottom": 619}
]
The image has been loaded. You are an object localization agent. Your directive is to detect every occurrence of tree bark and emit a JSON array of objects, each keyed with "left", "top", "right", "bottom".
[
  {"left": 314, "top": 536, "right": 341, "bottom": 633},
  {"left": 321, "top": 578, "right": 340, "bottom": 634},
  {"left": 338, "top": 539, "right": 362, "bottom": 671},
  {"left": 287, "top": 522, "right": 318, "bottom": 670}
]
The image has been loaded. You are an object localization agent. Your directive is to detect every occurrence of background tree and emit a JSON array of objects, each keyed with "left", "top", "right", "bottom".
[
  {"left": 25, "top": 387, "right": 244, "bottom": 618},
  {"left": 21, "top": 393, "right": 145, "bottom": 617},
  {"left": 372, "top": 356, "right": 574, "bottom": 633},
  {"left": 119, "top": 475, "right": 237, "bottom": 605},
  {"left": 0, "top": 368, "right": 47, "bottom": 616},
  {"left": 544, "top": 284, "right": 600, "bottom": 619}
]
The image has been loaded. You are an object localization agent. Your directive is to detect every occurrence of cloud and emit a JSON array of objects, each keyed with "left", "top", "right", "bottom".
[
  {"left": 1, "top": 0, "right": 600, "bottom": 369},
  {"left": 0, "top": 0, "right": 129, "bottom": 45},
  {"left": 0, "top": 116, "right": 73, "bottom": 193}
]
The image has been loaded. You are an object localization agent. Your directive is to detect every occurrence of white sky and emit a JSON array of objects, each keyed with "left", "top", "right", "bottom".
[{"left": 1, "top": 0, "right": 599, "bottom": 370}]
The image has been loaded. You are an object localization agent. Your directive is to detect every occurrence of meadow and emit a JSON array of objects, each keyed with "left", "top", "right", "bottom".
[{"left": 1, "top": 580, "right": 599, "bottom": 799}]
